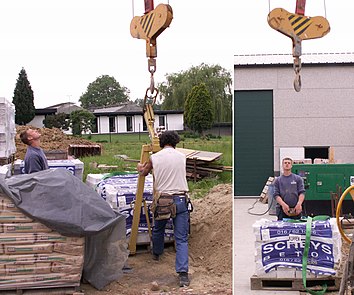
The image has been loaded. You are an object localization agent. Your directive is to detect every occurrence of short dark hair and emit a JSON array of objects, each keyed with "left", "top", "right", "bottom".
[
  {"left": 282, "top": 157, "right": 293, "bottom": 164},
  {"left": 159, "top": 131, "right": 180, "bottom": 148},
  {"left": 20, "top": 130, "right": 30, "bottom": 145}
]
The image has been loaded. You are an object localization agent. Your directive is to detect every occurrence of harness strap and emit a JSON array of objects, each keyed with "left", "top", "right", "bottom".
[{"left": 286, "top": 216, "right": 329, "bottom": 294}]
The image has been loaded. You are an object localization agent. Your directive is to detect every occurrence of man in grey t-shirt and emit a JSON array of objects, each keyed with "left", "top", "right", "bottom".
[
  {"left": 20, "top": 129, "right": 49, "bottom": 174},
  {"left": 273, "top": 157, "right": 305, "bottom": 220}
]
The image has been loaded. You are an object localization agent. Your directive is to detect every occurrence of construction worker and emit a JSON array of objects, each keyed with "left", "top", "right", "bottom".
[
  {"left": 273, "top": 157, "right": 305, "bottom": 220},
  {"left": 137, "top": 130, "right": 190, "bottom": 287},
  {"left": 20, "top": 128, "right": 49, "bottom": 174}
]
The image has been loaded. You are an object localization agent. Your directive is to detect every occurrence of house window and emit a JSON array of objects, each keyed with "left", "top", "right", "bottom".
[
  {"left": 159, "top": 115, "right": 165, "bottom": 127},
  {"left": 126, "top": 116, "right": 133, "bottom": 132},
  {"left": 304, "top": 146, "right": 329, "bottom": 162},
  {"left": 143, "top": 118, "right": 147, "bottom": 131},
  {"left": 109, "top": 117, "right": 115, "bottom": 133},
  {"left": 92, "top": 117, "right": 98, "bottom": 133}
]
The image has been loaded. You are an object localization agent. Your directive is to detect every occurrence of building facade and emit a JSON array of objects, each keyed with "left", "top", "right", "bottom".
[{"left": 234, "top": 53, "right": 354, "bottom": 196}]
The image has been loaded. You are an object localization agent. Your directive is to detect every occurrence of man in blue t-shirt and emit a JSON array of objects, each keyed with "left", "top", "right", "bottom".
[
  {"left": 273, "top": 157, "right": 305, "bottom": 220},
  {"left": 20, "top": 129, "right": 49, "bottom": 174}
]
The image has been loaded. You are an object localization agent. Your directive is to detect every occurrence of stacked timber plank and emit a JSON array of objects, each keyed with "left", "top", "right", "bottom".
[
  {"left": 176, "top": 148, "right": 225, "bottom": 180},
  {"left": 0, "top": 192, "right": 84, "bottom": 291}
]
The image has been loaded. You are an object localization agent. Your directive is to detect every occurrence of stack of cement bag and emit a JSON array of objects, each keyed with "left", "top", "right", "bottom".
[
  {"left": 96, "top": 173, "right": 174, "bottom": 244},
  {"left": 253, "top": 218, "right": 342, "bottom": 278},
  {"left": 0, "top": 192, "right": 84, "bottom": 289}
]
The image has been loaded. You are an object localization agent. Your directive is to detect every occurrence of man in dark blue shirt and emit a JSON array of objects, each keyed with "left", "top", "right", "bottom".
[
  {"left": 273, "top": 157, "right": 305, "bottom": 220},
  {"left": 20, "top": 129, "right": 49, "bottom": 174}
]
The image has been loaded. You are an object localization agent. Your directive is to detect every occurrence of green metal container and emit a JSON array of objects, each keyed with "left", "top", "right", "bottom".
[{"left": 292, "top": 164, "right": 354, "bottom": 216}]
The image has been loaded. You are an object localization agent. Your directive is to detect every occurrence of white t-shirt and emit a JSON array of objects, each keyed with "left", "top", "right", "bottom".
[{"left": 150, "top": 147, "right": 188, "bottom": 194}]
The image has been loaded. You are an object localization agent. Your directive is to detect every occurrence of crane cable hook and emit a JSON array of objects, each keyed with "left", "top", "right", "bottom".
[{"left": 293, "top": 56, "right": 302, "bottom": 92}]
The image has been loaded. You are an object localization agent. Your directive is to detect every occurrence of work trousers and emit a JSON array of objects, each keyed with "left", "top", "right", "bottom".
[{"left": 152, "top": 195, "right": 189, "bottom": 273}]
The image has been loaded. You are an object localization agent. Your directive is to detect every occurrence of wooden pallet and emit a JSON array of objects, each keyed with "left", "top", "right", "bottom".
[
  {"left": 250, "top": 275, "right": 341, "bottom": 291},
  {"left": 0, "top": 154, "right": 15, "bottom": 166},
  {"left": 259, "top": 177, "right": 275, "bottom": 204},
  {"left": 0, "top": 286, "right": 83, "bottom": 295}
]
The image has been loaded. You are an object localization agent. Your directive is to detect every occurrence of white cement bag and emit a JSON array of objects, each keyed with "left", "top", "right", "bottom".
[{"left": 253, "top": 218, "right": 342, "bottom": 276}]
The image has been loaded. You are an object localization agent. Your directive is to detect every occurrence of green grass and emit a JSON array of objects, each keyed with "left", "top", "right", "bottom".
[{"left": 80, "top": 133, "right": 232, "bottom": 198}]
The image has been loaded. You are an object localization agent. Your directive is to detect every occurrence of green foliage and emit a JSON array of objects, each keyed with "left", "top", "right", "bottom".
[
  {"left": 158, "top": 63, "right": 232, "bottom": 122},
  {"left": 79, "top": 75, "right": 130, "bottom": 109},
  {"left": 70, "top": 109, "right": 96, "bottom": 136},
  {"left": 80, "top": 134, "right": 232, "bottom": 196},
  {"left": 43, "top": 113, "right": 69, "bottom": 130},
  {"left": 185, "top": 83, "right": 214, "bottom": 135},
  {"left": 12, "top": 68, "right": 35, "bottom": 125}
]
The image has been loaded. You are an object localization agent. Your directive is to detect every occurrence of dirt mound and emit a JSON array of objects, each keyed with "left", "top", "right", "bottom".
[
  {"left": 15, "top": 126, "right": 97, "bottom": 160},
  {"left": 81, "top": 183, "right": 233, "bottom": 294},
  {"left": 189, "top": 183, "right": 233, "bottom": 275}
]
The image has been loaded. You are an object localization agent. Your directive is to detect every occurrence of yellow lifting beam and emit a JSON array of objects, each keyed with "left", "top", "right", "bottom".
[
  {"left": 267, "top": 1, "right": 330, "bottom": 91},
  {"left": 128, "top": 3, "right": 173, "bottom": 255}
]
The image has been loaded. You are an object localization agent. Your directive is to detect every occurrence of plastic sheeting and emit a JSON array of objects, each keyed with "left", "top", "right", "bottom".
[{"left": 0, "top": 168, "right": 129, "bottom": 290}]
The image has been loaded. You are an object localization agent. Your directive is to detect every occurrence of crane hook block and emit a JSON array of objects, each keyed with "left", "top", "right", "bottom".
[
  {"left": 130, "top": 4, "right": 173, "bottom": 42},
  {"left": 268, "top": 8, "right": 330, "bottom": 42}
]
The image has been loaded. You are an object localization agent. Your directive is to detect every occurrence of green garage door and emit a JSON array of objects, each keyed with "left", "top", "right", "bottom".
[{"left": 234, "top": 90, "right": 274, "bottom": 196}]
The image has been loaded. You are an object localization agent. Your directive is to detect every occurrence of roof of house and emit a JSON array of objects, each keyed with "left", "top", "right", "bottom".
[
  {"left": 45, "top": 102, "right": 82, "bottom": 114},
  {"left": 92, "top": 102, "right": 142, "bottom": 115},
  {"left": 93, "top": 102, "right": 183, "bottom": 116},
  {"left": 35, "top": 108, "right": 57, "bottom": 115},
  {"left": 234, "top": 52, "right": 354, "bottom": 67}
]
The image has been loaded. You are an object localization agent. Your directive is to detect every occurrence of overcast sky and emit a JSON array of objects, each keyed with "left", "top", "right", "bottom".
[
  {"left": 234, "top": 0, "right": 354, "bottom": 56},
  {"left": 0, "top": 0, "right": 234, "bottom": 108},
  {"left": 1, "top": 1, "right": 351, "bottom": 109}
]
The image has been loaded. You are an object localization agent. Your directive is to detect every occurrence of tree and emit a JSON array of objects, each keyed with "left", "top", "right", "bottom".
[
  {"left": 43, "top": 113, "right": 70, "bottom": 130},
  {"left": 70, "top": 110, "right": 96, "bottom": 136},
  {"left": 184, "top": 83, "right": 214, "bottom": 135},
  {"left": 12, "top": 68, "right": 36, "bottom": 125},
  {"left": 79, "top": 75, "right": 130, "bottom": 109},
  {"left": 158, "top": 63, "right": 232, "bottom": 122}
]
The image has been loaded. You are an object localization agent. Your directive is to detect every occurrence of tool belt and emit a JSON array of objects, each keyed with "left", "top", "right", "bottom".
[{"left": 151, "top": 193, "right": 177, "bottom": 221}]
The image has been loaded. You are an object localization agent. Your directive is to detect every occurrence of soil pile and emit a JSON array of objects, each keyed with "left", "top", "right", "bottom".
[
  {"left": 81, "top": 183, "right": 233, "bottom": 295},
  {"left": 189, "top": 183, "right": 233, "bottom": 276},
  {"left": 15, "top": 126, "right": 97, "bottom": 160}
]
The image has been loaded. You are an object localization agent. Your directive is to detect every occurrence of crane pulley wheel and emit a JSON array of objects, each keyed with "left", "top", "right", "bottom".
[{"left": 336, "top": 185, "right": 354, "bottom": 244}]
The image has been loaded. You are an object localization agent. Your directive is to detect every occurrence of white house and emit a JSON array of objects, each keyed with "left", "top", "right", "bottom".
[
  {"left": 234, "top": 52, "right": 354, "bottom": 195},
  {"left": 92, "top": 101, "right": 184, "bottom": 134},
  {"left": 27, "top": 101, "right": 184, "bottom": 134}
]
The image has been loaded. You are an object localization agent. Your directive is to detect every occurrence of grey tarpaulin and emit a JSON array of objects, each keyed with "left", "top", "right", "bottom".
[{"left": 0, "top": 168, "right": 129, "bottom": 290}]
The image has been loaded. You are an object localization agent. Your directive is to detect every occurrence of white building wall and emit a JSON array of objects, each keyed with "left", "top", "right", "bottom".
[
  {"left": 165, "top": 114, "right": 184, "bottom": 131},
  {"left": 235, "top": 64, "right": 354, "bottom": 171},
  {"left": 99, "top": 116, "right": 110, "bottom": 134},
  {"left": 117, "top": 116, "right": 126, "bottom": 133},
  {"left": 133, "top": 115, "right": 139, "bottom": 132},
  {"left": 94, "top": 113, "right": 184, "bottom": 134},
  {"left": 28, "top": 115, "right": 45, "bottom": 128}
]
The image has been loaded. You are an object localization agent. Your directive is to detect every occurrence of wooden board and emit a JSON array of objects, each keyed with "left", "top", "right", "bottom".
[
  {"left": 250, "top": 275, "right": 340, "bottom": 291},
  {"left": 0, "top": 286, "right": 82, "bottom": 295},
  {"left": 176, "top": 148, "right": 222, "bottom": 162}
]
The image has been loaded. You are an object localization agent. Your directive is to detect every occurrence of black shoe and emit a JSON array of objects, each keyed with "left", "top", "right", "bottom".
[
  {"left": 179, "top": 272, "right": 190, "bottom": 287},
  {"left": 152, "top": 253, "right": 159, "bottom": 261}
]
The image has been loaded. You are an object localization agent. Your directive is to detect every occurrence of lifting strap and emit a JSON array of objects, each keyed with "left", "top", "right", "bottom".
[{"left": 286, "top": 215, "right": 330, "bottom": 294}]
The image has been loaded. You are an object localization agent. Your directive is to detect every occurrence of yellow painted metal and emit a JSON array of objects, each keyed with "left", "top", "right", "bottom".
[
  {"left": 128, "top": 3, "right": 171, "bottom": 254},
  {"left": 336, "top": 185, "right": 354, "bottom": 244},
  {"left": 268, "top": 8, "right": 330, "bottom": 41},
  {"left": 130, "top": 4, "right": 173, "bottom": 58}
]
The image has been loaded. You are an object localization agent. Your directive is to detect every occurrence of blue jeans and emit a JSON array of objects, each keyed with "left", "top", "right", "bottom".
[{"left": 152, "top": 196, "right": 189, "bottom": 273}]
